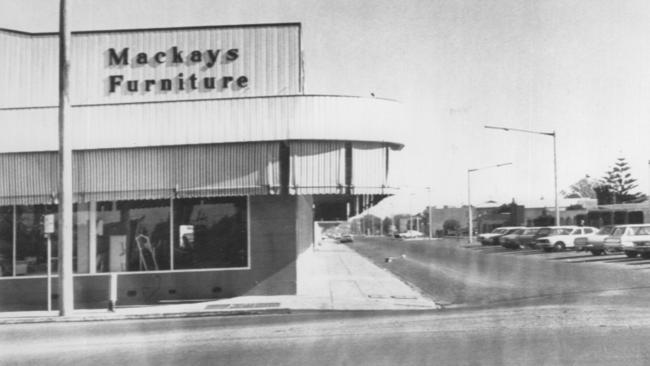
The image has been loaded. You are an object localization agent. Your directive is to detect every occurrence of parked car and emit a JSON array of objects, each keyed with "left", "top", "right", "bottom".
[
  {"left": 397, "top": 230, "right": 424, "bottom": 239},
  {"left": 477, "top": 227, "right": 523, "bottom": 246},
  {"left": 536, "top": 226, "right": 598, "bottom": 252},
  {"left": 517, "top": 227, "right": 549, "bottom": 249},
  {"left": 574, "top": 225, "right": 615, "bottom": 255},
  {"left": 500, "top": 228, "right": 526, "bottom": 249},
  {"left": 604, "top": 224, "right": 650, "bottom": 258},
  {"left": 338, "top": 234, "right": 353, "bottom": 243}
]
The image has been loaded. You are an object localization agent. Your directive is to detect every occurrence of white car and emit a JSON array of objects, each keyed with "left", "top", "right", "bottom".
[
  {"left": 574, "top": 225, "right": 615, "bottom": 255},
  {"left": 604, "top": 224, "right": 650, "bottom": 258},
  {"left": 535, "top": 226, "right": 598, "bottom": 252},
  {"left": 398, "top": 230, "right": 424, "bottom": 239}
]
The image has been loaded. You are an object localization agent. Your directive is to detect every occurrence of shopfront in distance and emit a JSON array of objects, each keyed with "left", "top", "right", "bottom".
[{"left": 0, "top": 23, "right": 402, "bottom": 310}]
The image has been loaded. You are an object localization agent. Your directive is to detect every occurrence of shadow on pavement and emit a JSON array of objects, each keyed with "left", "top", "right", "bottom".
[
  {"left": 600, "top": 257, "right": 640, "bottom": 263},
  {"left": 501, "top": 250, "right": 538, "bottom": 254},
  {"left": 626, "top": 260, "right": 650, "bottom": 266},
  {"left": 506, "top": 251, "right": 547, "bottom": 256},
  {"left": 549, "top": 254, "right": 595, "bottom": 260}
]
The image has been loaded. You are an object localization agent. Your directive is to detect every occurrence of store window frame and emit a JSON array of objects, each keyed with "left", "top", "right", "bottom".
[{"left": 0, "top": 195, "right": 252, "bottom": 280}]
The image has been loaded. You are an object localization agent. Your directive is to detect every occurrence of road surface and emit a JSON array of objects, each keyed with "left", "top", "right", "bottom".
[
  {"left": 4, "top": 237, "right": 650, "bottom": 365},
  {"left": 349, "top": 237, "right": 650, "bottom": 309},
  {"left": 2, "top": 306, "right": 650, "bottom": 365}
]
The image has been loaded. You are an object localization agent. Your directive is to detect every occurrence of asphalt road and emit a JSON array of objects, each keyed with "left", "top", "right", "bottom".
[
  {"left": 5, "top": 237, "right": 650, "bottom": 365},
  {"left": 348, "top": 237, "right": 650, "bottom": 309},
  {"left": 3, "top": 306, "right": 650, "bottom": 365}
]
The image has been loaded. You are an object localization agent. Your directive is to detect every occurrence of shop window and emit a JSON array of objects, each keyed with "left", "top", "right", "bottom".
[
  {"left": 0, "top": 207, "right": 13, "bottom": 276},
  {"left": 614, "top": 211, "right": 626, "bottom": 225},
  {"left": 73, "top": 203, "right": 92, "bottom": 274},
  {"left": 2, "top": 197, "right": 247, "bottom": 275},
  {"left": 174, "top": 197, "right": 247, "bottom": 270},
  {"left": 96, "top": 200, "right": 171, "bottom": 272},
  {"left": 629, "top": 211, "right": 644, "bottom": 224},
  {"left": 15, "top": 205, "right": 58, "bottom": 276}
]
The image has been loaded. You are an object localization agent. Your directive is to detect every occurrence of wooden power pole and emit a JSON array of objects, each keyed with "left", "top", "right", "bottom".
[{"left": 58, "top": 0, "right": 74, "bottom": 316}]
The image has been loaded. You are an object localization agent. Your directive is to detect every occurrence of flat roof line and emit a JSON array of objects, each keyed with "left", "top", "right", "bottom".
[
  {"left": 0, "top": 94, "right": 400, "bottom": 111},
  {"left": 0, "top": 22, "right": 301, "bottom": 37}
]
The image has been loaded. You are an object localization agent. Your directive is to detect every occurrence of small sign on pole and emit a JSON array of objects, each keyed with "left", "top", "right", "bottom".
[
  {"left": 44, "top": 214, "right": 56, "bottom": 235},
  {"left": 43, "top": 214, "right": 55, "bottom": 312}
]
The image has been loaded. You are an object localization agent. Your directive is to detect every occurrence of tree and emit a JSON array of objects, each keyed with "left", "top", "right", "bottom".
[
  {"left": 593, "top": 184, "right": 614, "bottom": 205},
  {"left": 442, "top": 219, "right": 460, "bottom": 234},
  {"left": 381, "top": 217, "right": 393, "bottom": 235},
  {"left": 599, "top": 158, "right": 644, "bottom": 204},
  {"left": 561, "top": 175, "right": 598, "bottom": 199}
]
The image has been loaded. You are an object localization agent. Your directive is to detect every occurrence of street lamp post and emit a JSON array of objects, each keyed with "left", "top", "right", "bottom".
[
  {"left": 467, "top": 162, "right": 513, "bottom": 244},
  {"left": 485, "top": 125, "right": 559, "bottom": 226},
  {"left": 426, "top": 187, "right": 432, "bottom": 238}
]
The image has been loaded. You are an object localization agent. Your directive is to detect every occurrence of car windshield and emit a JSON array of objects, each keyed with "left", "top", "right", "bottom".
[
  {"left": 492, "top": 228, "right": 507, "bottom": 234},
  {"left": 597, "top": 226, "right": 614, "bottom": 235},
  {"left": 548, "top": 228, "right": 572, "bottom": 235},
  {"left": 522, "top": 228, "right": 538, "bottom": 235},
  {"left": 632, "top": 226, "right": 650, "bottom": 235},
  {"left": 610, "top": 227, "right": 627, "bottom": 236}
]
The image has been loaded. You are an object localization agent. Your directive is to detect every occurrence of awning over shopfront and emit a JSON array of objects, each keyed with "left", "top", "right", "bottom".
[{"left": 0, "top": 140, "right": 396, "bottom": 205}]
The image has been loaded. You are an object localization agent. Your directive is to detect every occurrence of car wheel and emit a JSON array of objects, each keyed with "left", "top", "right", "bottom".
[
  {"left": 542, "top": 247, "right": 553, "bottom": 253},
  {"left": 554, "top": 242, "right": 565, "bottom": 252},
  {"left": 625, "top": 251, "right": 638, "bottom": 258},
  {"left": 590, "top": 250, "right": 602, "bottom": 256},
  {"left": 641, "top": 252, "right": 650, "bottom": 260}
]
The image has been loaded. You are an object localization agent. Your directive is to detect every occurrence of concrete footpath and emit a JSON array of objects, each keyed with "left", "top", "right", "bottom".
[{"left": 0, "top": 239, "right": 439, "bottom": 324}]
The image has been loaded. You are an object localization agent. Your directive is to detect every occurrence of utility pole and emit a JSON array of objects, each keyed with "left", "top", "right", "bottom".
[
  {"left": 58, "top": 0, "right": 74, "bottom": 316},
  {"left": 427, "top": 187, "right": 432, "bottom": 238},
  {"left": 467, "top": 162, "right": 513, "bottom": 244}
]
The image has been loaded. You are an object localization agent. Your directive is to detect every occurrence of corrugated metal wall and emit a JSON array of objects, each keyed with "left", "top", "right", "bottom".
[
  {"left": 289, "top": 141, "right": 346, "bottom": 195},
  {"left": 0, "top": 152, "right": 58, "bottom": 205},
  {"left": 0, "top": 24, "right": 300, "bottom": 108},
  {"left": 0, "top": 140, "right": 398, "bottom": 204},
  {"left": 351, "top": 142, "right": 388, "bottom": 194},
  {"left": 0, "top": 32, "right": 57, "bottom": 108},
  {"left": 0, "top": 142, "right": 279, "bottom": 205},
  {"left": 0, "top": 96, "right": 403, "bottom": 153}
]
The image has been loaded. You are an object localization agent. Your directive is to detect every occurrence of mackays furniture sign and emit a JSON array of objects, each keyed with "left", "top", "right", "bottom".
[
  {"left": 76, "top": 24, "right": 301, "bottom": 105},
  {"left": 106, "top": 46, "right": 249, "bottom": 94}
]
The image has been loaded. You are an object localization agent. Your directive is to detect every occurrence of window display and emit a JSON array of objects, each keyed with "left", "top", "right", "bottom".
[
  {"left": 174, "top": 197, "right": 247, "bottom": 270},
  {"left": 0, "top": 196, "right": 248, "bottom": 276}
]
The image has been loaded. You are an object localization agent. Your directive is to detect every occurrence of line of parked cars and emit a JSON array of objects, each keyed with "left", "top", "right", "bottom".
[{"left": 477, "top": 224, "right": 650, "bottom": 257}]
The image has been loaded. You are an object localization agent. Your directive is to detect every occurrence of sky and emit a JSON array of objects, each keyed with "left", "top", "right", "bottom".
[{"left": 2, "top": 0, "right": 650, "bottom": 216}]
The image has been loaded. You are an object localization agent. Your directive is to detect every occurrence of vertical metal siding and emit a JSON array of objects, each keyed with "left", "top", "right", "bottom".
[
  {"left": 76, "top": 142, "right": 280, "bottom": 201},
  {"left": 351, "top": 142, "right": 388, "bottom": 194},
  {"left": 0, "top": 141, "right": 396, "bottom": 204},
  {"left": 0, "top": 24, "right": 300, "bottom": 108},
  {"left": 0, "top": 96, "right": 403, "bottom": 153},
  {"left": 0, "top": 32, "right": 58, "bottom": 108},
  {"left": 0, "top": 142, "right": 279, "bottom": 204},
  {"left": 0, "top": 152, "right": 57, "bottom": 205},
  {"left": 289, "top": 141, "right": 345, "bottom": 194}
]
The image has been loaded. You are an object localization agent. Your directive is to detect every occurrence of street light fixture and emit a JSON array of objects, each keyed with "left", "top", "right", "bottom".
[
  {"left": 485, "top": 125, "right": 559, "bottom": 226},
  {"left": 467, "top": 162, "right": 513, "bottom": 244}
]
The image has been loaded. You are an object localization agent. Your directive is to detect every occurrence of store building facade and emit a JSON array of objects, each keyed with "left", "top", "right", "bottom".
[{"left": 0, "top": 23, "right": 402, "bottom": 309}]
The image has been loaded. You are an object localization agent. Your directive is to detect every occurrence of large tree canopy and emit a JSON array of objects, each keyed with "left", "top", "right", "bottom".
[{"left": 597, "top": 157, "right": 644, "bottom": 204}]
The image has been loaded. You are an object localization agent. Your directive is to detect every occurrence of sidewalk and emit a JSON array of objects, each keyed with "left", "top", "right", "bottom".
[{"left": 0, "top": 239, "right": 439, "bottom": 324}]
